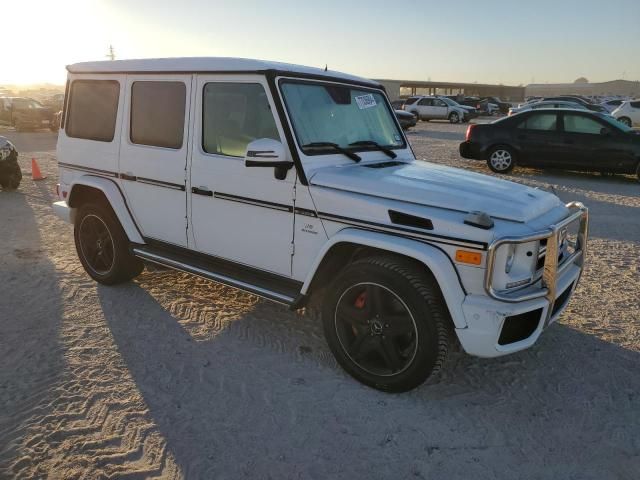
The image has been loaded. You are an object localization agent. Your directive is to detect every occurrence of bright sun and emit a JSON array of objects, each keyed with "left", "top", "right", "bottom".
[{"left": 2, "top": 0, "right": 111, "bottom": 85}]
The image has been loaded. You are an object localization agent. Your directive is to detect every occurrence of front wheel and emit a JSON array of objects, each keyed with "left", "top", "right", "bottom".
[
  {"left": 322, "top": 256, "right": 451, "bottom": 392},
  {"left": 449, "top": 112, "right": 460, "bottom": 124},
  {"left": 74, "top": 203, "right": 143, "bottom": 285},
  {"left": 487, "top": 146, "right": 516, "bottom": 173},
  {"left": 618, "top": 117, "right": 632, "bottom": 127}
]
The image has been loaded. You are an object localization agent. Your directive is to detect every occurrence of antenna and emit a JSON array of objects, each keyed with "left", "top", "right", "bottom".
[{"left": 106, "top": 45, "right": 116, "bottom": 61}]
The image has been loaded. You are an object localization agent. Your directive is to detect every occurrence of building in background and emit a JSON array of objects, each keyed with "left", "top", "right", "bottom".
[
  {"left": 375, "top": 79, "right": 525, "bottom": 102},
  {"left": 525, "top": 80, "right": 640, "bottom": 98}
]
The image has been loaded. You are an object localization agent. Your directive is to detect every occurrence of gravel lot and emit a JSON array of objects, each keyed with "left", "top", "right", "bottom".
[{"left": 0, "top": 122, "right": 638, "bottom": 479}]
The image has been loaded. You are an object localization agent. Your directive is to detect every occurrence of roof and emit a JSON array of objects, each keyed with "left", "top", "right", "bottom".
[{"left": 67, "top": 57, "right": 380, "bottom": 87}]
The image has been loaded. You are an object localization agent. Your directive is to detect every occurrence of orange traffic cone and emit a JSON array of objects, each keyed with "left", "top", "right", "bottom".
[{"left": 31, "top": 158, "right": 46, "bottom": 181}]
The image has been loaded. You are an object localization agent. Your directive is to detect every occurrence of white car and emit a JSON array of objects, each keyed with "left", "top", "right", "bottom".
[
  {"left": 600, "top": 98, "right": 625, "bottom": 113},
  {"left": 612, "top": 100, "right": 640, "bottom": 127},
  {"left": 509, "top": 100, "right": 589, "bottom": 116},
  {"left": 403, "top": 96, "right": 472, "bottom": 123},
  {"left": 53, "top": 57, "right": 589, "bottom": 392}
]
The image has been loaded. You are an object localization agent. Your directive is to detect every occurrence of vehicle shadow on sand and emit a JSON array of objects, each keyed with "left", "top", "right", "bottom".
[
  {"left": 99, "top": 275, "right": 640, "bottom": 479},
  {"left": 0, "top": 192, "right": 64, "bottom": 477}
]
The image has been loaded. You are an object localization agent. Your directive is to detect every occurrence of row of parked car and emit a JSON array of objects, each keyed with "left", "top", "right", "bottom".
[
  {"left": 0, "top": 96, "right": 63, "bottom": 131},
  {"left": 512, "top": 95, "right": 640, "bottom": 127}
]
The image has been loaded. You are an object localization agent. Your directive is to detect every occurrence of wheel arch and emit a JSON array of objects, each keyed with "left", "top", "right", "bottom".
[
  {"left": 301, "top": 228, "right": 468, "bottom": 328},
  {"left": 486, "top": 142, "right": 520, "bottom": 159},
  {"left": 67, "top": 176, "right": 144, "bottom": 244}
]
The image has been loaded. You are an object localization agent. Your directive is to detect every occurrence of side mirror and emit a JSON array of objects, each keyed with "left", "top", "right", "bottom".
[{"left": 244, "top": 138, "right": 293, "bottom": 180}]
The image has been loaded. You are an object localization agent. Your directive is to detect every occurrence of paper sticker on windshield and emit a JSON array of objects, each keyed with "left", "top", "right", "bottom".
[{"left": 355, "top": 94, "right": 377, "bottom": 110}]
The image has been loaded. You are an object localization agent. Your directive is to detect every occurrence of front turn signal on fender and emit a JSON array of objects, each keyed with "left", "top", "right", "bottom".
[{"left": 455, "top": 250, "right": 482, "bottom": 266}]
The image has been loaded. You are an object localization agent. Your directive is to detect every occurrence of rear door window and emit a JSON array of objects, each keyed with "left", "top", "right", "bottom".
[
  {"left": 518, "top": 113, "right": 557, "bottom": 131},
  {"left": 563, "top": 114, "right": 603, "bottom": 134},
  {"left": 66, "top": 80, "right": 120, "bottom": 142},
  {"left": 130, "top": 81, "right": 186, "bottom": 149}
]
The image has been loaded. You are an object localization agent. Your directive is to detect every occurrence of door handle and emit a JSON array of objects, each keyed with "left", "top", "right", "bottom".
[
  {"left": 119, "top": 172, "right": 137, "bottom": 181},
  {"left": 191, "top": 186, "right": 213, "bottom": 197}
]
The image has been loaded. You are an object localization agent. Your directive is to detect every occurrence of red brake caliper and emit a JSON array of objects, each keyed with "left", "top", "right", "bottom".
[{"left": 354, "top": 291, "right": 367, "bottom": 309}]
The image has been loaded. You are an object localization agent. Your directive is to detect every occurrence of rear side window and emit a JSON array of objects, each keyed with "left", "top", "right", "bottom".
[
  {"left": 66, "top": 80, "right": 119, "bottom": 142},
  {"left": 631, "top": 101, "right": 640, "bottom": 109},
  {"left": 130, "top": 81, "right": 186, "bottom": 149},
  {"left": 404, "top": 97, "right": 418, "bottom": 105},
  {"left": 563, "top": 114, "right": 603, "bottom": 134},
  {"left": 202, "top": 83, "right": 279, "bottom": 157},
  {"left": 518, "top": 113, "right": 557, "bottom": 131}
]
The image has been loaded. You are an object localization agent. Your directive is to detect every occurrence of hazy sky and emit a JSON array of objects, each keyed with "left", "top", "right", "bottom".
[{"left": 4, "top": 0, "right": 639, "bottom": 86}]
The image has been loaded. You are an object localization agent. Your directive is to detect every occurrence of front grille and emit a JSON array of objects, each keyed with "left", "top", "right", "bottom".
[{"left": 498, "top": 308, "right": 543, "bottom": 345}]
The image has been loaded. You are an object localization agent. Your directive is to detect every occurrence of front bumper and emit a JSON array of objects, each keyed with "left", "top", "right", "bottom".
[
  {"left": 53, "top": 200, "right": 75, "bottom": 224},
  {"left": 455, "top": 202, "right": 589, "bottom": 357},
  {"left": 456, "top": 262, "right": 581, "bottom": 357}
]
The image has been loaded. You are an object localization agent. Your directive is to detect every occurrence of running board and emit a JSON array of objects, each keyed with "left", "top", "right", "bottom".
[{"left": 132, "top": 244, "right": 302, "bottom": 306}]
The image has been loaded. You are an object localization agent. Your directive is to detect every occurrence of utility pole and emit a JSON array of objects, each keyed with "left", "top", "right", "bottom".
[{"left": 106, "top": 45, "right": 116, "bottom": 61}]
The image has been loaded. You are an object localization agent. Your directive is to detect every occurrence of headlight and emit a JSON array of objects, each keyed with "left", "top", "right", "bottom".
[
  {"left": 505, "top": 244, "right": 516, "bottom": 274},
  {"left": 0, "top": 147, "right": 11, "bottom": 161},
  {"left": 491, "top": 240, "right": 539, "bottom": 291}
]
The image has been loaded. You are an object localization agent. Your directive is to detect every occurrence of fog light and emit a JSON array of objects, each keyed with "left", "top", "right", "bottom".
[{"left": 506, "top": 278, "right": 531, "bottom": 289}]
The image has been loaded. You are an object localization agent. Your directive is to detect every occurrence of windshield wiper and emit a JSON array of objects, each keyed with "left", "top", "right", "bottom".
[
  {"left": 348, "top": 140, "right": 397, "bottom": 159},
  {"left": 301, "top": 142, "right": 361, "bottom": 162}
]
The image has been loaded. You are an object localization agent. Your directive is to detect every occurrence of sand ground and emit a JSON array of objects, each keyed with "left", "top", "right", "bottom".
[{"left": 0, "top": 123, "right": 638, "bottom": 479}]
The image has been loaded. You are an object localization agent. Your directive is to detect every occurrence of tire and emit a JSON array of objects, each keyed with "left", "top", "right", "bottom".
[
  {"left": 487, "top": 145, "right": 516, "bottom": 173},
  {"left": 618, "top": 117, "right": 632, "bottom": 128},
  {"left": 322, "top": 255, "right": 451, "bottom": 392},
  {"left": 449, "top": 111, "right": 460, "bottom": 124},
  {"left": 411, "top": 111, "right": 420, "bottom": 122},
  {"left": 74, "top": 202, "right": 143, "bottom": 285},
  {"left": 0, "top": 161, "right": 22, "bottom": 191}
]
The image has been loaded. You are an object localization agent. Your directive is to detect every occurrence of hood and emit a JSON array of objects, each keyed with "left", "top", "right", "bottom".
[{"left": 309, "top": 161, "right": 562, "bottom": 223}]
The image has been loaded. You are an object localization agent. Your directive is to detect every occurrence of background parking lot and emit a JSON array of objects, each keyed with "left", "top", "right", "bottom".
[{"left": 1, "top": 123, "right": 638, "bottom": 479}]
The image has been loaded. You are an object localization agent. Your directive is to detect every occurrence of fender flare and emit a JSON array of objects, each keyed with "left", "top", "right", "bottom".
[
  {"left": 67, "top": 175, "right": 145, "bottom": 244},
  {"left": 301, "top": 228, "right": 468, "bottom": 328}
]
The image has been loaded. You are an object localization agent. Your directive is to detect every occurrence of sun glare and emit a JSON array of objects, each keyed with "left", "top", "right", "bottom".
[{"left": 2, "top": 0, "right": 109, "bottom": 85}]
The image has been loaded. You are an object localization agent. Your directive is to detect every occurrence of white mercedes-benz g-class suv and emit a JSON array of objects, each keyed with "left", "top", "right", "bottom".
[{"left": 53, "top": 58, "right": 588, "bottom": 392}]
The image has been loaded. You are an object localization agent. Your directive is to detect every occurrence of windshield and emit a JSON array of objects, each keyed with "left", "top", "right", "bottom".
[
  {"left": 600, "top": 114, "right": 634, "bottom": 133},
  {"left": 280, "top": 81, "right": 405, "bottom": 153}
]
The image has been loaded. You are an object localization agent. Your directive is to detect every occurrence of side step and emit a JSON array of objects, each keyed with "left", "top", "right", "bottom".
[{"left": 132, "top": 241, "right": 303, "bottom": 307}]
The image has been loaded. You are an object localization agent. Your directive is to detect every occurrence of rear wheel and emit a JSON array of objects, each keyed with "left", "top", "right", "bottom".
[
  {"left": 487, "top": 145, "right": 516, "bottom": 173},
  {"left": 74, "top": 203, "right": 143, "bottom": 285},
  {"left": 411, "top": 111, "right": 420, "bottom": 122},
  {"left": 322, "top": 256, "right": 451, "bottom": 392},
  {"left": 618, "top": 117, "right": 632, "bottom": 127}
]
